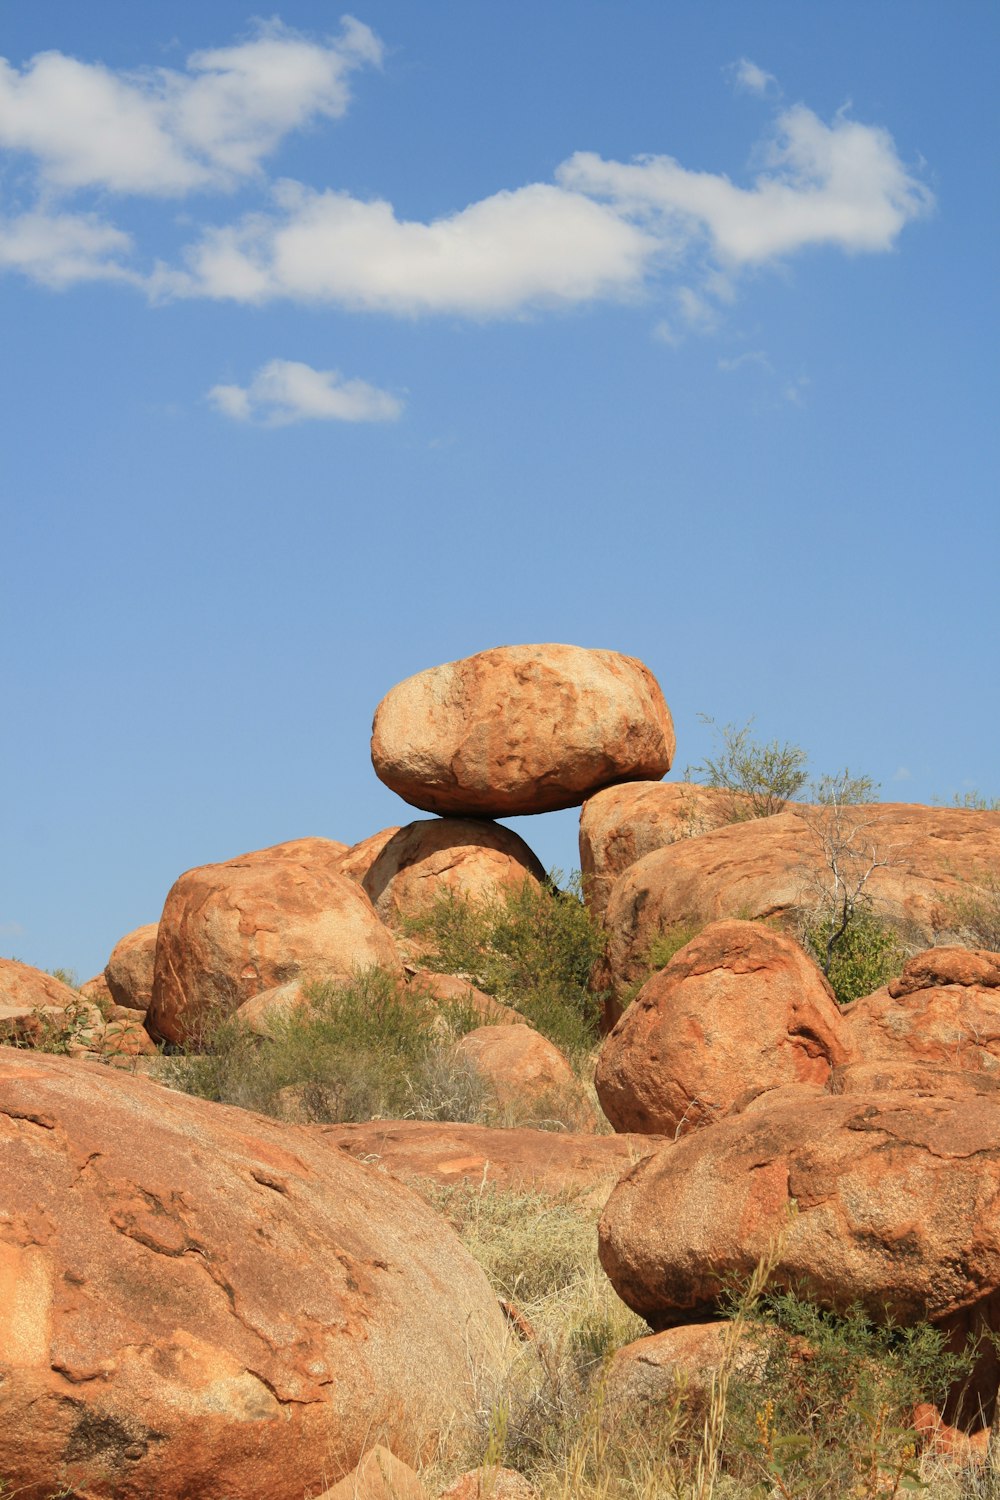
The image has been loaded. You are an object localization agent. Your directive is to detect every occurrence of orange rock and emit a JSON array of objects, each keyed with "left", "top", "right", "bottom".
[
  {"left": 337, "top": 828, "right": 402, "bottom": 884},
  {"left": 316, "top": 1119, "right": 664, "bottom": 1201},
  {"left": 148, "top": 841, "right": 401, "bottom": 1045},
  {"left": 579, "top": 781, "right": 745, "bottom": 919},
  {"left": 371, "top": 645, "right": 674, "bottom": 818},
  {"left": 0, "top": 959, "right": 102, "bottom": 1047},
  {"left": 844, "top": 978, "right": 1000, "bottom": 1074},
  {"left": 316, "top": 1444, "right": 427, "bottom": 1498},
  {"left": 831, "top": 1060, "right": 1000, "bottom": 1100},
  {"left": 407, "top": 971, "right": 522, "bottom": 1026},
  {"left": 104, "top": 921, "right": 159, "bottom": 1013},
  {"left": 888, "top": 946, "right": 1000, "bottom": 997},
  {"left": 0, "top": 1048, "right": 508, "bottom": 1499},
  {"left": 453, "top": 1024, "right": 597, "bottom": 1129},
  {"left": 599, "top": 804, "right": 1000, "bottom": 1008},
  {"left": 911, "top": 1402, "right": 990, "bottom": 1460},
  {"left": 362, "top": 819, "right": 544, "bottom": 928},
  {"left": 237, "top": 835, "right": 349, "bottom": 864},
  {"left": 79, "top": 973, "right": 114, "bottom": 1006},
  {"left": 595, "top": 921, "right": 851, "bottom": 1136},
  {"left": 604, "top": 1321, "right": 790, "bottom": 1411},
  {"left": 439, "top": 1470, "right": 535, "bottom": 1499},
  {"left": 599, "top": 1092, "right": 1000, "bottom": 1337}
]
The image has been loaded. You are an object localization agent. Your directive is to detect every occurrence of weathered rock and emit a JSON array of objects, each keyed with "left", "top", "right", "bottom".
[
  {"left": 407, "top": 971, "right": 523, "bottom": 1026},
  {"left": 888, "top": 946, "right": 1000, "bottom": 998},
  {"left": 599, "top": 1092, "right": 1000, "bottom": 1339},
  {"left": 579, "top": 781, "right": 745, "bottom": 919},
  {"left": 604, "top": 1322, "right": 787, "bottom": 1412},
  {"left": 439, "top": 1470, "right": 535, "bottom": 1499},
  {"left": 595, "top": 921, "right": 851, "bottom": 1135},
  {"left": 844, "top": 978, "right": 1000, "bottom": 1074},
  {"left": 599, "top": 804, "right": 1000, "bottom": 1007},
  {"left": 0, "top": 1048, "right": 508, "bottom": 1499},
  {"left": 831, "top": 1060, "right": 1000, "bottom": 1101},
  {"left": 371, "top": 645, "right": 674, "bottom": 818},
  {"left": 147, "top": 842, "right": 401, "bottom": 1046},
  {"left": 337, "top": 828, "right": 402, "bottom": 885},
  {"left": 79, "top": 973, "right": 114, "bottom": 1006},
  {"left": 362, "top": 820, "right": 545, "bottom": 927},
  {"left": 0, "top": 959, "right": 101, "bottom": 1048},
  {"left": 453, "top": 1024, "right": 597, "bottom": 1130},
  {"left": 316, "top": 1445, "right": 427, "bottom": 1499},
  {"left": 104, "top": 922, "right": 159, "bottom": 1013},
  {"left": 317, "top": 1120, "right": 664, "bottom": 1201}
]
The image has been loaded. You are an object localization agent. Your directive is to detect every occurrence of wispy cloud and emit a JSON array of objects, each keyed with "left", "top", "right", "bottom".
[
  {"left": 0, "top": 209, "right": 136, "bottom": 287},
  {"left": 731, "top": 59, "right": 778, "bottom": 97},
  {"left": 717, "top": 350, "right": 773, "bottom": 373},
  {"left": 207, "top": 358, "right": 403, "bottom": 425}
]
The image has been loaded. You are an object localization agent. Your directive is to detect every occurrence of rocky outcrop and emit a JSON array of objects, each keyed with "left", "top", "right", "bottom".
[
  {"left": 336, "top": 828, "right": 401, "bottom": 884},
  {"left": 147, "top": 842, "right": 401, "bottom": 1046},
  {"left": 362, "top": 820, "right": 545, "bottom": 927},
  {"left": 599, "top": 804, "right": 1000, "bottom": 1006},
  {"left": 453, "top": 1024, "right": 596, "bottom": 1130},
  {"left": 594, "top": 921, "right": 851, "bottom": 1135},
  {"left": 371, "top": 644, "right": 674, "bottom": 818},
  {"left": 0, "top": 1048, "right": 508, "bottom": 1500},
  {"left": 0, "top": 959, "right": 100, "bottom": 1047},
  {"left": 104, "top": 922, "right": 158, "bottom": 1013},
  {"left": 844, "top": 970, "right": 1000, "bottom": 1075}
]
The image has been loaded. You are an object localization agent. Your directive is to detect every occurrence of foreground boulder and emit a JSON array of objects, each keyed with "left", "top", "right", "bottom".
[
  {"left": 104, "top": 922, "right": 159, "bottom": 1013},
  {"left": 147, "top": 841, "right": 401, "bottom": 1045},
  {"left": 599, "top": 1091, "right": 1000, "bottom": 1341},
  {"left": 595, "top": 922, "right": 852, "bottom": 1134},
  {"left": 599, "top": 804, "right": 1000, "bottom": 1006},
  {"left": 362, "top": 820, "right": 545, "bottom": 927},
  {"left": 0, "top": 1049, "right": 507, "bottom": 1499},
  {"left": 371, "top": 644, "right": 674, "bottom": 818}
]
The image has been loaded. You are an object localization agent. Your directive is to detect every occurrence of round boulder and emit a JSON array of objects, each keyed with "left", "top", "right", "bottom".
[
  {"left": 453, "top": 1023, "right": 597, "bottom": 1129},
  {"left": 104, "top": 922, "right": 159, "bottom": 1013},
  {"left": 371, "top": 644, "right": 674, "bottom": 818},
  {"left": 595, "top": 921, "right": 852, "bottom": 1136},
  {"left": 362, "top": 819, "right": 544, "bottom": 927},
  {"left": 147, "top": 842, "right": 401, "bottom": 1046},
  {"left": 0, "top": 1048, "right": 508, "bottom": 1500}
]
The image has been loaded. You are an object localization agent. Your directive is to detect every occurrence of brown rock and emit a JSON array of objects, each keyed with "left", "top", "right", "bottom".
[
  {"left": 407, "top": 971, "right": 523, "bottom": 1026},
  {"left": 831, "top": 1060, "right": 1000, "bottom": 1100},
  {"left": 337, "top": 828, "right": 402, "bottom": 884},
  {"left": 453, "top": 1024, "right": 597, "bottom": 1130},
  {"left": 79, "top": 973, "right": 114, "bottom": 1006},
  {"left": 104, "top": 922, "right": 159, "bottom": 1013},
  {"left": 604, "top": 1321, "right": 782, "bottom": 1411},
  {"left": 0, "top": 959, "right": 101, "bottom": 1048},
  {"left": 599, "top": 804, "right": 1000, "bottom": 1008},
  {"left": 599, "top": 1092, "right": 1000, "bottom": 1338},
  {"left": 316, "top": 1444, "right": 427, "bottom": 1498},
  {"left": 595, "top": 921, "right": 851, "bottom": 1135},
  {"left": 0, "top": 1048, "right": 508, "bottom": 1499},
  {"left": 147, "top": 842, "right": 401, "bottom": 1046},
  {"left": 317, "top": 1119, "right": 664, "bottom": 1201},
  {"left": 362, "top": 820, "right": 545, "bottom": 927},
  {"left": 371, "top": 644, "right": 674, "bottom": 818},
  {"left": 844, "top": 980, "right": 1000, "bottom": 1074},
  {"left": 439, "top": 1471, "right": 535, "bottom": 1499},
  {"left": 579, "top": 781, "right": 745, "bottom": 919},
  {"left": 888, "top": 946, "right": 1000, "bottom": 997}
]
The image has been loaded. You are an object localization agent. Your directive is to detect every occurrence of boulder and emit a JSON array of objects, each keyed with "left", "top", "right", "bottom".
[
  {"left": 0, "top": 959, "right": 101, "bottom": 1048},
  {"left": 599, "top": 804, "right": 1000, "bottom": 1007},
  {"left": 0, "top": 1048, "right": 508, "bottom": 1499},
  {"left": 104, "top": 922, "right": 159, "bottom": 1013},
  {"left": 337, "top": 828, "right": 401, "bottom": 884},
  {"left": 844, "top": 976, "right": 1000, "bottom": 1075},
  {"left": 453, "top": 1024, "right": 597, "bottom": 1130},
  {"left": 371, "top": 644, "right": 674, "bottom": 818},
  {"left": 598, "top": 1092, "right": 1000, "bottom": 1340},
  {"left": 579, "top": 781, "right": 744, "bottom": 919},
  {"left": 604, "top": 1321, "right": 784, "bottom": 1412},
  {"left": 147, "top": 842, "right": 401, "bottom": 1046},
  {"left": 362, "top": 820, "right": 545, "bottom": 927},
  {"left": 316, "top": 1445, "right": 427, "bottom": 1499},
  {"left": 595, "top": 921, "right": 851, "bottom": 1136},
  {"left": 407, "top": 971, "right": 523, "bottom": 1026},
  {"left": 317, "top": 1120, "right": 665, "bottom": 1201}
]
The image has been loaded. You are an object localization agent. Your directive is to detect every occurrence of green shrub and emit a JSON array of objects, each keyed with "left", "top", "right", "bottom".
[
  {"left": 803, "top": 904, "right": 904, "bottom": 1005},
  {"left": 405, "top": 874, "right": 606, "bottom": 1059},
  {"left": 687, "top": 714, "right": 810, "bottom": 819}
]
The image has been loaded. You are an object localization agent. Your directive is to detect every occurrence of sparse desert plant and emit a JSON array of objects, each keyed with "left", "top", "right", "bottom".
[
  {"left": 803, "top": 905, "right": 905, "bottom": 1006},
  {"left": 686, "top": 715, "right": 810, "bottom": 820},
  {"left": 945, "top": 870, "right": 1000, "bottom": 953},
  {"left": 405, "top": 874, "right": 607, "bottom": 1059}
]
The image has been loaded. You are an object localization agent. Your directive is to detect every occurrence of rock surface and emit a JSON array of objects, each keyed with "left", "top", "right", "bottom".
[
  {"left": 147, "top": 841, "right": 401, "bottom": 1045},
  {"left": 0, "top": 959, "right": 101, "bottom": 1047},
  {"left": 362, "top": 820, "right": 544, "bottom": 927},
  {"left": 595, "top": 921, "right": 851, "bottom": 1136},
  {"left": 0, "top": 1048, "right": 507, "bottom": 1500},
  {"left": 104, "top": 922, "right": 159, "bottom": 1013},
  {"left": 336, "top": 828, "right": 401, "bottom": 885},
  {"left": 371, "top": 644, "right": 674, "bottom": 818},
  {"left": 598, "top": 1091, "right": 1000, "bottom": 1338},
  {"left": 599, "top": 804, "right": 1000, "bottom": 1006},
  {"left": 316, "top": 1445, "right": 427, "bottom": 1499},
  {"left": 844, "top": 976, "right": 1000, "bottom": 1075},
  {"left": 453, "top": 1024, "right": 596, "bottom": 1130},
  {"left": 318, "top": 1119, "right": 664, "bottom": 1201}
]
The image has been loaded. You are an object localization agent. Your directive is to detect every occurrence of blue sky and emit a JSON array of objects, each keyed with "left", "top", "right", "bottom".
[{"left": 2, "top": 2, "right": 997, "bottom": 979}]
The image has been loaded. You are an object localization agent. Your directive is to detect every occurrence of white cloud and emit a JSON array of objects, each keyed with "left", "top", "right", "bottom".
[
  {"left": 732, "top": 59, "right": 777, "bottom": 97},
  {"left": 0, "top": 209, "right": 135, "bottom": 286},
  {"left": 175, "top": 180, "right": 658, "bottom": 315},
  {"left": 893, "top": 766, "right": 913, "bottom": 782},
  {"left": 558, "top": 103, "right": 932, "bottom": 267},
  {"left": 207, "top": 358, "right": 403, "bottom": 424},
  {"left": 718, "top": 349, "right": 773, "bottom": 373},
  {"left": 0, "top": 17, "right": 381, "bottom": 196}
]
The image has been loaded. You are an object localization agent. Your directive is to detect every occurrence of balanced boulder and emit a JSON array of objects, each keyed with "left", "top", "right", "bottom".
[
  {"left": 148, "top": 841, "right": 401, "bottom": 1045},
  {"left": 362, "top": 819, "right": 544, "bottom": 927},
  {"left": 595, "top": 921, "right": 851, "bottom": 1136},
  {"left": 371, "top": 644, "right": 674, "bottom": 818},
  {"left": 0, "top": 1048, "right": 508, "bottom": 1500}
]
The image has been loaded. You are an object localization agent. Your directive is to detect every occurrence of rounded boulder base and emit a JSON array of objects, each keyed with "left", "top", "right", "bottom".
[
  {"left": 453, "top": 1024, "right": 597, "bottom": 1130},
  {"left": 595, "top": 921, "right": 852, "bottom": 1137},
  {"left": 0, "top": 1049, "right": 508, "bottom": 1500},
  {"left": 104, "top": 922, "right": 159, "bottom": 1013},
  {"left": 371, "top": 644, "right": 674, "bottom": 818},
  {"left": 147, "top": 841, "right": 401, "bottom": 1046},
  {"left": 362, "top": 819, "right": 545, "bottom": 927}
]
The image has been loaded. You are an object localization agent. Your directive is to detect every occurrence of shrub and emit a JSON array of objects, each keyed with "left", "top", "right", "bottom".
[
  {"left": 803, "top": 904, "right": 905, "bottom": 1005},
  {"left": 405, "top": 874, "right": 607, "bottom": 1060},
  {"left": 686, "top": 715, "right": 809, "bottom": 820},
  {"left": 945, "top": 870, "right": 1000, "bottom": 952}
]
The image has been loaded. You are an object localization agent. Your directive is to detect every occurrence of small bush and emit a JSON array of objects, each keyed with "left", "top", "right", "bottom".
[
  {"left": 945, "top": 870, "right": 1000, "bottom": 952},
  {"left": 803, "top": 904, "right": 904, "bottom": 1005},
  {"left": 405, "top": 874, "right": 607, "bottom": 1060},
  {"left": 687, "top": 714, "right": 809, "bottom": 820}
]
